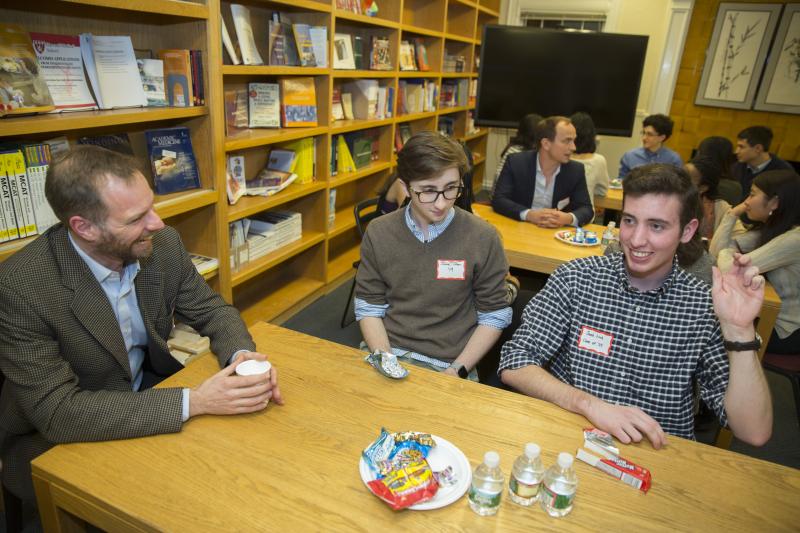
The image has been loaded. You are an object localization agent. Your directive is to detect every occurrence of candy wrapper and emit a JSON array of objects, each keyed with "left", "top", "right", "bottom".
[
  {"left": 367, "top": 460, "right": 439, "bottom": 510},
  {"left": 584, "top": 427, "right": 620, "bottom": 456},
  {"left": 364, "top": 350, "right": 409, "bottom": 379},
  {"left": 576, "top": 448, "right": 652, "bottom": 493}
]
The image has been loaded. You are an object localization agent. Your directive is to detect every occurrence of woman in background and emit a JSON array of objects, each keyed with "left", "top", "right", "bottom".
[
  {"left": 696, "top": 135, "right": 741, "bottom": 205},
  {"left": 711, "top": 169, "right": 800, "bottom": 354},
  {"left": 489, "top": 113, "right": 541, "bottom": 194},
  {"left": 570, "top": 111, "right": 609, "bottom": 204},
  {"left": 684, "top": 155, "right": 744, "bottom": 241}
]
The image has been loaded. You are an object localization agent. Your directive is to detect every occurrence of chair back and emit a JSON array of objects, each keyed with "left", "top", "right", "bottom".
[{"left": 354, "top": 197, "right": 382, "bottom": 239}]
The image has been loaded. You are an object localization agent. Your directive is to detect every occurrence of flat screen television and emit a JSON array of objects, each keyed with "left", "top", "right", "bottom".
[{"left": 476, "top": 26, "right": 648, "bottom": 136}]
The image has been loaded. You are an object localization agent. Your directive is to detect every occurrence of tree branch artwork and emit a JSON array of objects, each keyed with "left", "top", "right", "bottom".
[
  {"left": 784, "top": 37, "right": 800, "bottom": 84},
  {"left": 717, "top": 13, "right": 761, "bottom": 97}
]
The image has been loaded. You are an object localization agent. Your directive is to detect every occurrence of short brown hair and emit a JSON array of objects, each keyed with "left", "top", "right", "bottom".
[
  {"left": 534, "top": 116, "right": 571, "bottom": 149},
  {"left": 45, "top": 145, "right": 145, "bottom": 226},
  {"left": 397, "top": 131, "right": 468, "bottom": 184}
]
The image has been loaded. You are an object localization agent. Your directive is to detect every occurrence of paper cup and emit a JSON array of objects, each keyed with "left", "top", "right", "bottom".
[{"left": 235, "top": 359, "right": 272, "bottom": 377}]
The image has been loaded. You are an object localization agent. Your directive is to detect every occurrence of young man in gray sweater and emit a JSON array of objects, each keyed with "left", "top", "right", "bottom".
[{"left": 354, "top": 131, "right": 511, "bottom": 379}]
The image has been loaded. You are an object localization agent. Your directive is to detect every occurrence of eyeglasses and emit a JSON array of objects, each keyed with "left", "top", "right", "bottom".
[
  {"left": 640, "top": 130, "right": 662, "bottom": 138},
  {"left": 408, "top": 185, "right": 463, "bottom": 203}
]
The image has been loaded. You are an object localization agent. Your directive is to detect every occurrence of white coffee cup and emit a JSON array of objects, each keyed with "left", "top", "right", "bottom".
[{"left": 235, "top": 359, "right": 272, "bottom": 377}]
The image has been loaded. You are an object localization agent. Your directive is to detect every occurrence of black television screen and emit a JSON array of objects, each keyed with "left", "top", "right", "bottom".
[{"left": 476, "top": 26, "right": 648, "bottom": 136}]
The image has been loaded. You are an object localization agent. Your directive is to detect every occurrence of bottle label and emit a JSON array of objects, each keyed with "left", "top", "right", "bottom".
[
  {"left": 541, "top": 484, "right": 574, "bottom": 510},
  {"left": 510, "top": 476, "right": 540, "bottom": 498},
  {"left": 468, "top": 486, "right": 502, "bottom": 507}
]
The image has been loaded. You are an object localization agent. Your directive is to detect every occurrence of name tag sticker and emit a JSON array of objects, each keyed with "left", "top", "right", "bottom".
[
  {"left": 436, "top": 259, "right": 466, "bottom": 280},
  {"left": 557, "top": 198, "right": 570, "bottom": 210},
  {"left": 578, "top": 326, "right": 614, "bottom": 356}
]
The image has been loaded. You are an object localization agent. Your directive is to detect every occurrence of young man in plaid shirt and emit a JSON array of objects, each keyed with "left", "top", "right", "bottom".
[{"left": 499, "top": 163, "right": 772, "bottom": 448}]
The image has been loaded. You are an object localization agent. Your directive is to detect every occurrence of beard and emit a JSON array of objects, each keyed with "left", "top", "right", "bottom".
[{"left": 96, "top": 227, "right": 155, "bottom": 266}]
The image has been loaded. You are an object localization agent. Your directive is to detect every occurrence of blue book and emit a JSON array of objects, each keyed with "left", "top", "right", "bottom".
[{"left": 145, "top": 127, "right": 201, "bottom": 195}]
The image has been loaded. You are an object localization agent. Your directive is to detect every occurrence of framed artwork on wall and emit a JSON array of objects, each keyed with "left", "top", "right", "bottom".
[
  {"left": 754, "top": 4, "right": 800, "bottom": 114},
  {"left": 695, "top": 3, "right": 782, "bottom": 110}
]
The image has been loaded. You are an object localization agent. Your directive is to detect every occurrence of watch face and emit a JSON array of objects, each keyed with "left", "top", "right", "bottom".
[{"left": 457, "top": 366, "right": 469, "bottom": 379}]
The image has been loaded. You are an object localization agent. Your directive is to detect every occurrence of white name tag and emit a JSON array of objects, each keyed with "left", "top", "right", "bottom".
[
  {"left": 577, "top": 326, "right": 614, "bottom": 356},
  {"left": 557, "top": 198, "right": 570, "bottom": 210},
  {"left": 436, "top": 259, "right": 466, "bottom": 280}
]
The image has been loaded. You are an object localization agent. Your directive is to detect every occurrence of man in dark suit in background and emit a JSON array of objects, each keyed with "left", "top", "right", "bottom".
[
  {"left": 0, "top": 146, "right": 283, "bottom": 502},
  {"left": 492, "top": 116, "right": 594, "bottom": 227},
  {"left": 732, "top": 125, "right": 793, "bottom": 202}
]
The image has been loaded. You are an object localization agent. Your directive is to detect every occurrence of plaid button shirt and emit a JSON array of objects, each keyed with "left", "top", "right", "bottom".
[{"left": 499, "top": 253, "right": 729, "bottom": 439}]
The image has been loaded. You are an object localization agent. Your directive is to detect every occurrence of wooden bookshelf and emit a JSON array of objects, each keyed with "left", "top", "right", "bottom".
[{"left": 0, "top": 0, "right": 497, "bottom": 325}]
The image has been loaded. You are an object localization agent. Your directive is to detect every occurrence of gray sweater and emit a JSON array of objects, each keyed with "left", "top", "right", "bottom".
[{"left": 355, "top": 208, "right": 509, "bottom": 359}]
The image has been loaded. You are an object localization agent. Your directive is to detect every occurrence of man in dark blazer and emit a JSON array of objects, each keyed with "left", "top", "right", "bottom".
[
  {"left": 0, "top": 146, "right": 282, "bottom": 502},
  {"left": 492, "top": 116, "right": 594, "bottom": 227},
  {"left": 731, "top": 125, "right": 793, "bottom": 203}
]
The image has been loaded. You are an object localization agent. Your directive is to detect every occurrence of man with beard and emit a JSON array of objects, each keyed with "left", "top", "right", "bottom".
[{"left": 0, "top": 145, "right": 282, "bottom": 503}]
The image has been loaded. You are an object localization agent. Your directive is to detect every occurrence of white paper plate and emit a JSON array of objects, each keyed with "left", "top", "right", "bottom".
[
  {"left": 359, "top": 434, "right": 472, "bottom": 511},
  {"left": 554, "top": 230, "right": 601, "bottom": 247}
]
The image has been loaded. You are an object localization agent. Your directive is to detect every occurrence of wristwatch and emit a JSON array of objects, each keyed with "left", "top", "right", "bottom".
[
  {"left": 448, "top": 362, "right": 469, "bottom": 379},
  {"left": 723, "top": 333, "right": 762, "bottom": 352}
]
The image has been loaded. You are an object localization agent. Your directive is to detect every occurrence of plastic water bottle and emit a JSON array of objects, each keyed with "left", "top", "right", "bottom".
[
  {"left": 601, "top": 221, "right": 617, "bottom": 246},
  {"left": 540, "top": 452, "right": 578, "bottom": 517},
  {"left": 468, "top": 451, "right": 504, "bottom": 516},
  {"left": 508, "top": 443, "right": 545, "bottom": 506}
]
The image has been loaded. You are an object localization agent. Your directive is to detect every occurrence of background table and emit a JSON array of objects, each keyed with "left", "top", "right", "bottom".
[
  {"left": 594, "top": 188, "right": 623, "bottom": 211},
  {"left": 32, "top": 323, "right": 800, "bottom": 531}
]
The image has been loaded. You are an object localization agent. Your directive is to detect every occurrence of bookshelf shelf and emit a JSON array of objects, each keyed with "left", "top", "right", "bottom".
[
  {"left": 473, "top": 154, "right": 486, "bottom": 166},
  {"left": 27, "top": 0, "right": 210, "bottom": 19},
  {"left": 237, "top": 275, "right": 326, "bottom": 326},
  {"left": 328, "top": 208, "right": 357, "bottom": 238},
  {"left": 396, "top": 111, "right": 438, "bottom": 123},
  {"left": 462, "top": 129, "right": 487, "bottom": 142},
  {"left": 1, "top": 107, "right": 208, "bottom": 137},
  {"left": 224, "top": 126, "right": 328, "bottom": 151},
  {"left": 397, "top": 71, "right": 438, "bottom": 78},
  {"left": 330, "top": 118, "right": 393, "bottom": 135},
  {"left": 331, "top": 70, "right": 397, "bottom": 79},
  {"left": 327, "top": 242, "right": 360, "bottom": 282},
  {"left": 439, "top": 105, "right": 471, "bottom": 115},
  {"left": 261, "top": 0, "right": 333, "bottom": 13},
  {"left": 222, "top": 65, "right": 329, "bottom": 76},
  {"left": 231, "top": 232, "right": 325, "bottom": 287},
  {"left": 333, "top": 10, "right": 400, "bottom": 29},
  {"left": 329, "top": 161, "right": 392, "bottom": 188},
  {"left": 477, "top": 5, "right": 499, "bottom": 16},
  {"left": 226, "top": 182, "right": 327, "bottom": 223},
  {"left": 440, "top": 72, "right": 472, "bottom": 78},
  {"left": 401, "top": 25, "right": 444, "bottom": 38},
  {"left": 443, "top": 33, "right": 474, "bottom": 44},
  {"left": 155, "top": 189, "right": 218, "bottom": 220},
  {"left": 0, "top": 236, "right": 37, "bottom": 264}
]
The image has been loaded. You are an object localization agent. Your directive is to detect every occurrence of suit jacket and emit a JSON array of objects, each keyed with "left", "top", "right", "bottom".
[
  {"left": 0, "top": 225, "right": 254, "bottom": 500},
  {"left": 730, "top": 154, "right": 793, "bottom": 203},
  {"left": 491, "top": 150, "right": 594, "bottom": 226}
]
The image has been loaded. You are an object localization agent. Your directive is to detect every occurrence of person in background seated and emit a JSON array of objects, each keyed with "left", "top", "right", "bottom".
[
  {"left": 696, "top": 136, "right": 741, "bottom": 205},
  {"left": 0, "top": 146, "right": 282, "bottom": 503},
  {"left": 570, "top": 111, "right": 609, "bottom": 205},
  {"left": 492, "top": 116, "right": 593, "bottom": 227},
  {"left": 500, "top": 163, "right": 772, "bottom": 448},
  {"left": 731, "top": 126, "right": 793, "bottom": 203},
  {"left": 685, "top": 156, "right": 745, "bottom": 242},
  {"left": 618, "top": 114, "right": 682, "bottom": 178},
  {"left": 355, "top": 131, "right": 511, "bottom": 380},
  {"left": 711, "top": 169, "right": 800, "bottom": 355},
  {"left": 487, "top": 113, "right": 542, "bottom": 194}
]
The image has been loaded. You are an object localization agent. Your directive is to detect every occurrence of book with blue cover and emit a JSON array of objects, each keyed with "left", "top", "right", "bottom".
[{"left": 145, "top": 127, "right": 201, "bottom": 194}]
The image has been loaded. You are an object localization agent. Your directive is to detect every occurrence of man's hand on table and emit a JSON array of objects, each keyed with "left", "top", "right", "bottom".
[
  {"left": 584, "top": 398, "right": 668, "bottom": 449},
  {"left": 189, "top": 351, "right": 283, "bottom": 418},
  {"left": 526, "top": 208, "right": 571, "bottom": 228}
]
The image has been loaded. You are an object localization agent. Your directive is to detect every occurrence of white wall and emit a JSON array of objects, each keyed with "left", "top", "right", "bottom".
[{"left": 484, "top": 0, "right": 679, "bottom": 186}]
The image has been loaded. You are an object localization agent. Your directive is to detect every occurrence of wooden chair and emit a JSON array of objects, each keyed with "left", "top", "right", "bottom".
[
  {"left": 762, "top": 352, "right": 800, "bottom": 429},
  {"left": 340, "top": 197, "right": 382, "bottom": 328}
]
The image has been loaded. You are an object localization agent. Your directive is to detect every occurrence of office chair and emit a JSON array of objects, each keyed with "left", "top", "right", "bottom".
[
  {"left": 762, "top": 351, "right": 800, "bottom": 430},
  {"left": 0, "top": 373, "right": 24, "bottom": 533},
  {"left": 340, "top": 197, "right": 382, "bottom": 328}
]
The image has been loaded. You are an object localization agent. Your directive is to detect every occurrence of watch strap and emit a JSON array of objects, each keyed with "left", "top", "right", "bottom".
[{"left": 723, "top": 333, "right": 762, "bottom": 352}]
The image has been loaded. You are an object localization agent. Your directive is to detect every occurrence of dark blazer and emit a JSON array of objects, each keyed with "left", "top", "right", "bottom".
[
  {"left": 731, "top": 154, "right": 793, "bottom": 202},
  {"left": 491, "top": 150, "right": 594, "bottom": 226},
  {"left": 0, "top": 225, "right": 254, "bottom": 500}
]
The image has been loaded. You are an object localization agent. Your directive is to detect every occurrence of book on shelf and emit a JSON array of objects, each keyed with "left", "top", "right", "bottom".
[
  {"left": 247, "top": 82, "right": 280, "bottom": 128},
  {"left": 0, "top": 24, "right": 55, "bottom": 116},
  {"left": 246, "top": 171, "right": 297, "bottom": 197},
  {"left": 77, "top": 133, "right": 134, "bottom": 155},
  {"left": 137, "top": 58, "right": 167, "bottom": 107},
  {"left": 230, "top": 4, "right": 264, "bottom": 65},
  {"left": 29, "top": 32, "right": 96, "bottom": 112},
  {"left": 220, "top": 13, "right": 241, "bottom": 65},
  {"left": 229, "top": 219, "right": 248, "bottom": 271},
  {"left": 344, "top": 130, "right": 375, "bottom": 169},
  {"left": 275, "top": 15, "right": 301, "bottom": 67},
  {"left": 226, "top": 154, "right": 246, "bottom": 205},
  {"left": 399, "top": 79, "right": 437, "bottom": 114},
  {"left": 279, "top": 77, "right": 317, "bottom": 127},
  {"left": 333, "top": 33, "right": 355, "bottom": 70},
  {"left": 189, "top": 50, "right": 205, "bottom": 106},
  {"left": 245, "top": 211, "right": 302, "bottom": 261},
  {"left": 369, "top": 36, "right": 392, "bottom": 71},
  {"left": 80, "top": 34, "right": 146, "bottom": 109},
  {"left": 159, "top": 49, "right": 193, "bottom": 108},
  {"left": 414, "top": 40, "right": 430, "bottom": 71},
  {"left": 292, "top": 24, "right": 316, "bottom": 67},
  {"left": 144, "top": 127, "right": 201, "bottom": 195},
  {"left": 399, "top": 41, "right": 417, "bottom": 71},
  {"left": 268, "top": 19, "right": 288, "bottom": 66},
  {"left": 352, "top": 36, "right": 365, "bottom": 70},
  {"left": 224, "top": 89, "right": 249, "bottom": 136},
  {"left": 335, "top": 0, "right": 362, "bottom": 14},
  {"left": 22, "top": 143, "right": 58, "bottom": 233},
  {"left": 284, "top": 137, "right": 315, "bottom": 184},
  {"left": 335, "top": 135, "right": 356, "bottom": 174},
  {"left": 44, "top": 137, "right": 70, "bottom": 157},
  {"left": 309, "top": 26, "right": 328, "bottom": 68},
  {"left": 397, "top": 123, "right": 412, "bottom": 149},
  {"left": 0, "top": 156, "right": 19, "bottom": 242},
  {"left": 343, "top": 79, "right": 378, "bottom": 120},
  {"left": 443, "top": 54, "right": 466, "bottom": 73},
  {"left": 469, "top": 79, "right": 477, "bottom": 106},
  {"left": 189, "top": 253, "right": 219, "bottom": 276},
  {"left": 341, "top": 92, "right": 354, "bottom": 120},
  {"left": 328, "top": 188, "right": 336, "bottom": 229},
  {"left": 440, "top": 79, "right": 468, "bottom": 108},
  {"left": 438, "top": 116, "right": 455, "bottom": 137},
  {"left": 1, "top": 149, "right": 38, "bottom": 239},
  {"left": 331, "top": 86, "right": 344, "bottom": 121}
]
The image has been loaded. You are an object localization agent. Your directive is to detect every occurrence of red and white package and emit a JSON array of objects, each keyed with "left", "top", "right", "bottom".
[{"left": 576, "top": 448, "right": 652, "bottom": 493}]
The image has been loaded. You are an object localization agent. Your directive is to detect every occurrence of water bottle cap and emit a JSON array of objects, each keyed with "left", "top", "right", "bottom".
[
  {"left": 557, "top": 452, "right": 573, "bottom": 468},
  {"left": 608, "top": 221, "right": 616, "bottom": 229},
  {"left": 484, "top": 451, "right": 500, "bottom": 468},
  {"left": 524, "top": 443, "right": 540, "bottom": 459}
]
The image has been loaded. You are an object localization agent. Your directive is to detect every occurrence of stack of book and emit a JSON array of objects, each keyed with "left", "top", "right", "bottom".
[
  {"left": 0, "top": 145, "right": 59, "bottom": 243},
  {"left": 397, "top": 79, "right": 437, "bottom": 115},
  {"left": 333, "top": 33, "right": 392, "bottom": 71},
  {"left": 443, "top": 54, "right": 466, "bottom": 73},
  {"left": 246, "top": 211, "right": 302, "bottom": 260},
  {"left": 439, "top": 79, "right": 469, "bottom": 108}
]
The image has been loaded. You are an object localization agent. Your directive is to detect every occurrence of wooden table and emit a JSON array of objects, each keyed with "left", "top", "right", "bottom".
[
  {"left": 31, "top": 322, "right": 800, "bottom": 531},
  {"left": 594, "top": 187, "right": 623, "bottom": 211}
]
